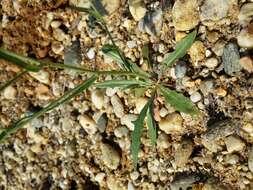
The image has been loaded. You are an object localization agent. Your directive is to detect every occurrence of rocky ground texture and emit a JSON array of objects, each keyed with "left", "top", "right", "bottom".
[{"left": 0, "top": 0, "right": 253, "bottom": 189}]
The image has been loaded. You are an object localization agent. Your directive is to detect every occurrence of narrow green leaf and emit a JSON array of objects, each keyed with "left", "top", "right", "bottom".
[
  {"left": 160, "top": 85, "right": 199, "bottom": 115},
  {"left": 129, "top": 61, "right": 151, "bottom": 78},
  {"left": 102, "top": 44, "right": 150, "bottom": 78},
  {"left": 95, "top": 80, "right": 148, "bottom": 88},
  {"left": 0, "top": 48, "right": 42, "bottom": 72},
  {"left": 72, "top": 6, "right": 132, "bottom": 71},
  {"left": 0, "top": 76, "right": 97, "bottom": 143},
  {"left": 147, "top": 106, "right": 157, "bottom": 146},
  {"left": 0, "top": 70, "right": 27, "bottom": 92},
  {"left": 131, "top": 99, "right": 151, "bottom": 168},
  {"left": 133, "top": 87, "right": 146, "bottom": 97},
  {"left": 101, "top": 44, "right": 126, "bottom": 68},
  {"left": 160, "top": 31, "right": 197, "bottom": 74},
  {"left": 142, "top": 44, "right": 152, "bottom": 68}
]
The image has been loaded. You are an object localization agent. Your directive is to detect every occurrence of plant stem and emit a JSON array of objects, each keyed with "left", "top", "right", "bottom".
[
  {"left": 103, "top": 25, "right": 131, "bottom": 71},
  {"left": 0, "top": 70, "right": 27, "bottom": 91},
  {"left": 44, "top": 62, "right": 149, "bottom": 79}
]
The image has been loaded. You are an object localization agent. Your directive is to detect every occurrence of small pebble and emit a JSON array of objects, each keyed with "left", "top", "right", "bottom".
[
  {"left": 100, "top": 143, "right": 120, "bottom": 170},
  {"left": 114, "top": 126, "right": 129, "bottom": 138},
  {"left": 135, "top": 97, "right": 148, "bottom": 113},
  {"left": 87, "top": 48, "right": 95, "bottom": 59},
  {"left": 239, "top": 56, "right": 253, "bottom": 73},
  {"left": 78, "top": 115, "right": 98, "bottom": 135},
  {"left": 111, "top": 95, "right": 124, "bottom": 118},
  {"left": 238, "top": 3, "right": 253, "bottom": 25},
  {"left": 224, "top": 154, "right": 239, "bottom": 165},
  {"left": 157, "top": 133, "right": 170, "bottom": 149},
  {"left": 3, "top": 86, "right": 17, "bottom": 100},
  {"left": 174, "top": 139, "right": 193, "bottom": 167},
  {"left": 51, "top": 41, "right": 64, "bottom": 55},
  {"left": 200, "top": 0, "right": 231, "bottom": 21},
  {"left": 128, "top": 182, "right": 135, "bottom": 190},
  {"left": 120, "top": 114, "right": 138, "bottom": 131},
  {"left": 242, "top": 122, "right": 253, "bottom": 136},
  {"left": 237, "top": 24, "right": 253, "bottom": 49},
  {"left": 222, "top": 43, "right": 241, "bottom": 75},
  {"left": 130, "top": 171, "right": 139, "bottom": 181},
  {"left": 189, "top": 41, "right": 206, "bottom": 63},
  {"left": 172, "top": 0, "right": 199, "bottom": 31},
  {"left": 95, "top": 173, "right": 106, "bottom": 183},
  {"left": 158, "top": 113, "right": 183, "bottom": 134},
  {"left": 205, "top": 57, "right": 219, "bottom": 69},
  {"left": 127, "top": 41, "right": 137, "bottom": 49},
  {"left": 175, "top": 61, "right": 187, "bottom": 79},
  {"left": 29, "top": 70, "right": 50, "bottom": 84},
  {"left": 64, "top": 40, "right": 82, "bottom": 66},
  {"left": 129, "top": 0, "right": 147, "bottom": 21},
  {"left": 190, "top": 91, "right": 202, "bottom": 103},
  {"left": 159, "top": 107, "right": 168, "bottom": 118},
  {"left": 91, "top": 90, "right": 104, "bottom": 109},
  {"left": 138, "top": 9, "right": 163, "bottom": 36},
  {"left": 216, "top": 87, "right": 227, "bottom": 97},
  {"left": 225, "top": 135, "right": 246, "bottom": 153},
  {"left": 106, "top": 87, "right": 118, "bottom": 97}
]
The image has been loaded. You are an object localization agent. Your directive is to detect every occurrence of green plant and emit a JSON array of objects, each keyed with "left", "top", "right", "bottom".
[{"left": 0, "top": 5, "right": 198, "bottom": 168}]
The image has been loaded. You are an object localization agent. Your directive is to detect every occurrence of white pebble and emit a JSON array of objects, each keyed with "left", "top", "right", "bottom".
[
  {"left": 190, "top": 91, "right": 202, "bottom": 103},
  {"left": 237, "top": 26, "right": 253, "bottom": 49},
  {"left": 106, "top": 87, "right": 117, "bottom": 97},
  {"left": 114, "top": 127, "right": 129, "bottom": 138},
  {"left": 129, "top": 0, "right": 147, "bottom": 21},
  {"left": 87, "top": 48, "right": 95, "bottom": 59},
  {"left": 111, "top": 95, "right": 124, "bottom": 118},
  {"left": 127, "top": 41, "right": 137, "bottom": 49},
  {"left": 29, "top": 70, "right": 50, "bottom": 84},
  {"left": 95, "top": 173, "right": 106, "bottom": 183},
  {"left": 158, "top": 113, "right": 183, "bottom": 134},
  {"left": 238, "top": 3, "right": 253, "bottom": 25},
  {"left": 91, "top": 90, "right": 104, "bottom": 109},
  {"left": 3, "top": 86, "right": 17, "bottom": 100},
  {"left": 205, "top": 57, "right": 219, "bottom": 68},
  {"left": 120, "top": 114, "right": 138, "bottom": 131},
  {"left": 128, "top": 182, "right": 135, "bottom": 190},
  {"left": 135, "top": 97, "right": 148, "bottom": 113},
  {"left": 78, "top": 115, "right": 98, "bottom": 135},
  {"left": 225, "top": 135, "right": 246, "bottom": 153},
  {"left": 159, "top": 107, "right": 168, "bottom": 118},
  {"left": 100, "top": 143, "right": 120, "bottom": 170}
]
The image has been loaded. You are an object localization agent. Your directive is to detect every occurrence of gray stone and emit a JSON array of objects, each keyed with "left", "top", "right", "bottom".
[
  {"left": 64, "top": 40, "right": 82, "bottom": 66},
  {"left": 138, "top": 8, "right": 163, "bottom": 36},
  {"left": 175, "top": 61, "right": 187, "bottom": 79},
  {"left": 222, "top": 43, "right": 241, "bottom": 75}
]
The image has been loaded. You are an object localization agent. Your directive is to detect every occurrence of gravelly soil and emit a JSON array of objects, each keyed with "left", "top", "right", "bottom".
[{"left": 0, "top": 0, "right": 253, "bottom": 190}]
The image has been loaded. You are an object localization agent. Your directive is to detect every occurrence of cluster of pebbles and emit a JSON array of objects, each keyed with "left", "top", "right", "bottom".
[{"left": 0, "top": 0, "right": 253, "bottom": 189}]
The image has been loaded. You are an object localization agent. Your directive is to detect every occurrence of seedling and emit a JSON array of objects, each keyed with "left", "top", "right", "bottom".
[{"left": 0, "top": 5, "right": 198, "bottom": 168}]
